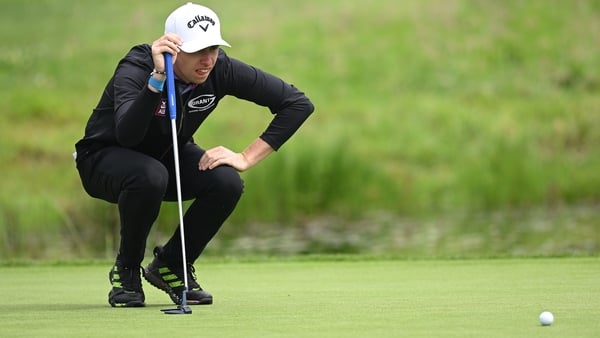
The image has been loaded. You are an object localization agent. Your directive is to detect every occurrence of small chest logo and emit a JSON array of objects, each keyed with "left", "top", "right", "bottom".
[
  {"left": 188, "top": 94, "right": 216, "bottom": 112},
  {"left": 155, "top": 99, "right": 167, "bottom": 117}
]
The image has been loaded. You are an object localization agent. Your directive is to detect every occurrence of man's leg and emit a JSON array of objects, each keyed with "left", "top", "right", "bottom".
[
  {"left": 77, "top": 147, "right": 169, "bottom": 307},
  {"left": 144, "top": 143, "right": 243, "bottom": 305},
  {"left": 161, "top": 143, "right": 244, "bottom": 264},
  {"left": 78, "top": 147, "right": 169, "bottom": 266}
]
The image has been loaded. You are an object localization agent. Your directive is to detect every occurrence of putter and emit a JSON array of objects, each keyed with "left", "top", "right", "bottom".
[{"left": 160, "top": 52, "right": 192, "bottom": 315}]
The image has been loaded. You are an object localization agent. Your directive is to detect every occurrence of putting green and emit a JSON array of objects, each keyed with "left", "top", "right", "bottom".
[{"left": 0, "top": 257, "right": 598, "bottom": 337}]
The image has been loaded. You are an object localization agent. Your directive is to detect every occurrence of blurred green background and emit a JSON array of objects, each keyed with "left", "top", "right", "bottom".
[{"left": 1, "top": 0, "right": 598, "bottom": 260}]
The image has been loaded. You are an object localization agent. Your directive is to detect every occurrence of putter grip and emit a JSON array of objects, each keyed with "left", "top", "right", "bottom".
[{"left": 164, "top": 53, "right": 177, "bottom": 120}]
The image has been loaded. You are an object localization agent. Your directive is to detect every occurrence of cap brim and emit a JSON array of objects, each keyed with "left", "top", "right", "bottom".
[{"left": 180, "top": 39, "right": 231, "bottom": 53}]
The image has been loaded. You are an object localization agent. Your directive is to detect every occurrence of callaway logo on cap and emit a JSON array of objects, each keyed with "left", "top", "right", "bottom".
[{"left": 165, "top": 2, "right": 231, "bottom": 53}]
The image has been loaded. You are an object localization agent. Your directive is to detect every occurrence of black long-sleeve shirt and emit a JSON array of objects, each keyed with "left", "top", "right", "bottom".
[{"left": 75, "top": 44, "right": 314, "bottom": 161}]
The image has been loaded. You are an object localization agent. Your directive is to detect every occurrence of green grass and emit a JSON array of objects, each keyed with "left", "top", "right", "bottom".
[
  {"left": 1, "top": 0, "right": 600, "bottom": 258},
  {"left": 1, "top": 256, "right": 599, "bottom": 337}
]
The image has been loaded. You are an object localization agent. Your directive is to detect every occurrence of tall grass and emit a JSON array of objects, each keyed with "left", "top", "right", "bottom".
[{"left": 1, "top": 0, "right": 599, "bottom": 259}]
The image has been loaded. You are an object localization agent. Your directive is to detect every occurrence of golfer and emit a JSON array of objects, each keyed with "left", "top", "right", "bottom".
[{"left": 74, "top": 3, "right": 314, "bottom": 307}]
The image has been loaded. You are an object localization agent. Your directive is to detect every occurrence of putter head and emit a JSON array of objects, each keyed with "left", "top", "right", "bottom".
[
  {"left": 161, "top": 290, "right": 192, "bottom": 314},
  {"left": 161, "top": 305, "right": 192, "bottom": 314}
]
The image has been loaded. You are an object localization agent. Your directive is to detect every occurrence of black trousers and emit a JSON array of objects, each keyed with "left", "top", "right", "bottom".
[{"left": 76, "top": 142, "right": 243, "bottom": 268}]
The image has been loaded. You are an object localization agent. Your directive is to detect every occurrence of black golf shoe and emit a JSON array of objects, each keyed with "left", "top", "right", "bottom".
[
  {"left": 143, "top": 246, "right": 213, "bottom": 305},
  {"left": 108, "top": 262, "right": 145, "bottom": 307}
]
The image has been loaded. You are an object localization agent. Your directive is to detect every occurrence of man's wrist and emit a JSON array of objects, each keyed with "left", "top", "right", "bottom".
[
  {"left": 150, "top": 70, "right": 166, "bottom": 80},
  {"left": 148, "top": 75, "right": 165, "bottom": 92}
]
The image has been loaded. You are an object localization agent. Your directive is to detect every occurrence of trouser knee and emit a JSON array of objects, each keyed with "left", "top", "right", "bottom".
[
  {"left": 210, "top": 166, "right": 244, "bottom": 204},
  {"left": 130, "top": 163, "right": 169, "bottom": 198}
]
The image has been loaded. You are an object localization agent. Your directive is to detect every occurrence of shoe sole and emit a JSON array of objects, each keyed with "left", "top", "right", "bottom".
[
  {"left": 142, "top": 268, "right": 212, "bottom": 305},
  {"left": 109, "top": 300, "right": 145, "bottom": 307},
  {"left": 108, "top": 291, "right": 145, "bottom": 307}
]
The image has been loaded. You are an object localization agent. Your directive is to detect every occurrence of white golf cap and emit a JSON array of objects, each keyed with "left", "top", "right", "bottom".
[{"left": 165, "top": 2, "right": 231, "bottom": 53}]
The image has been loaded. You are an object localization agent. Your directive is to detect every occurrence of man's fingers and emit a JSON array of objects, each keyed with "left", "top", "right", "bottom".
[
  {"left": 198, "top": 147, "right": 245, "bottom": 171},
  {"left": 199, "top": 151, "right": 220, "bottom": 170}
]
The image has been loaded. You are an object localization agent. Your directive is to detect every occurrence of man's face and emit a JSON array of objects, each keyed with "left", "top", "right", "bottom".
[{"left": 174, "top": 46, "right": 219, "bottom": 84}]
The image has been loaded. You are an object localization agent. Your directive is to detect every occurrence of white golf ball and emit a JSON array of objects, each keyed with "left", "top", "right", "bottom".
[{"left": 539, "top": 311, "right": 554, "bottom": 326}]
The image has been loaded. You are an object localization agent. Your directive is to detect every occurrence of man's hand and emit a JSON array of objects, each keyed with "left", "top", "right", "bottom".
[
  {"left": 199, "top": 138, "right": 274, "bottom": 172},
  {"left": 151, "top": 33, "right": 182, "bottom": 71},
  {"left": 199, "top": 146, "right": 251, "bottom": 172}
]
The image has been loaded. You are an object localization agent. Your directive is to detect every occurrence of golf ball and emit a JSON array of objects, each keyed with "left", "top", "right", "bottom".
[{"left": 539, "top": 311, "right": 554, "bottom": 326}]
